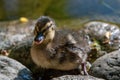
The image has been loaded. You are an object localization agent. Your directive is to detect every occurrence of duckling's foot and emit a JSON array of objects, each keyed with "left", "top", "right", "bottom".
[{"left": 81, "top": 63, "right": 89, "bottom": 75}]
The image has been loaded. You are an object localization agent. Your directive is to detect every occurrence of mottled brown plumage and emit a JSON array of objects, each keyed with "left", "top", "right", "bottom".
[{"left": 31, "top": 16, "right": 89, "bottom": 75}]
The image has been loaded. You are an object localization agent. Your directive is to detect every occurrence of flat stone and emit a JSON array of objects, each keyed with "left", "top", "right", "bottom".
[{"left": 52, "top": 75, "right": 104, "bottom": 80}]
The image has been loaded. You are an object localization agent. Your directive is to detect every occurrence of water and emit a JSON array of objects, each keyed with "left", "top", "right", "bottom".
[
  {"left": 66, "top": 0, "right": 120, "bottom": 23},
  {"left": 3, "top": 0, "right": 19, "bottom": 19},
  {"left": 1, "top": 0, "right": 120, "bottom": 23}
]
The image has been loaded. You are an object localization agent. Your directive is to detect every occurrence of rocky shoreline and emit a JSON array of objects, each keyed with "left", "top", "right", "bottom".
[{"left": 0, "top": 20, "right": 120, "bottom": 80}]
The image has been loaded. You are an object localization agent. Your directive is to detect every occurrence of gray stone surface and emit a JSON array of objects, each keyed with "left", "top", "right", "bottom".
[
  {"left": 0, "top": 56, "right": 33, "bottom": 80},
  {"left": 0, "top": 21, "right": 35, "bottom": 51},
  {"left": 52, "top": 75, "right": 104, "bottom": 80},
  {"left": 89, "top": 50, "right": 120, "bottom": 80}
]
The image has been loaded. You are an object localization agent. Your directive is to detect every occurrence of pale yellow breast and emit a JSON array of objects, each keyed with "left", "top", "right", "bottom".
[{"left": 31, "top": 47, "right": 51, "bottom": 68}]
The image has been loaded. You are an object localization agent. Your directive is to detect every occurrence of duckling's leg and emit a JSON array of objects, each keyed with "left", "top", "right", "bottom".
[{"left": 81, "top": 62, "right": 89, "bottom": 75}]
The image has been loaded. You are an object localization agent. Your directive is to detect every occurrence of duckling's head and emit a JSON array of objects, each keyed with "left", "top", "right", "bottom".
[{"left": 33, "top": 16, "right": 56, "bottom": 45}]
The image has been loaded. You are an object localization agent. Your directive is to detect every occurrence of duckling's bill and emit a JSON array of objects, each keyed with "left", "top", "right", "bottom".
[{"left": 34, "top": 32, "right": 44, "bottom": 45}]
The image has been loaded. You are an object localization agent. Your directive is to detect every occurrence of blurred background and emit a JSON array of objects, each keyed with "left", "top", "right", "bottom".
[{"left": 0, "top": 0, "right": 120, "bottom": 24}]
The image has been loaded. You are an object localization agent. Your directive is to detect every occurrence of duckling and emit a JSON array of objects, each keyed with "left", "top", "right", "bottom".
[{"left": 31, "top": 16, "right": 89, "bottom": 75}]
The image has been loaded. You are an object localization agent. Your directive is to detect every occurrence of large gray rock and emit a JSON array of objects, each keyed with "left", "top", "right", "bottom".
[
  {"left": 89, "top": 50, "right": 120, "bottom": 80},
  {"left": 82, "top": 21, "right": 120, "bottom": 63},
  {"left": 0, "top": 56, "right": 33, "bottom": 80},
  {"left": 84, "top": 21, "right": 120, "bottom": 52},
  {"left": 0, "top": 20, "right": 35, "bottom": 53},
  {"left": 52, "top": 75, "right": 104, "bottom": 80}
]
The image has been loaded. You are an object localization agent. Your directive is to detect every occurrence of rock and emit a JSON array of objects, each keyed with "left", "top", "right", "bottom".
[
  {"left": 0, "top": 56, "right": 33, "bottom": 80},
  {"left": 52, "top": 75, "right": 104, "bottom": 80},
  {"left": 0, "top": 20, "right": 35, "bottom": 53},
  {"left": 84, "top": 21, "right": 120, "bottom": 52},
  {"left": 82, "top": 21, "right": 120, "bottom": 63},
  {"left": 89, "top": 50, "right": 120, "bottom": 80}
]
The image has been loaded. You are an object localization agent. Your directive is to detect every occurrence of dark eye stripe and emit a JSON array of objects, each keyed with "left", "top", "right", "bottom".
[
  {"left": 34, "top": 23, "right": 53, "bottom": 36},
  {"left": 41, "top": 24, "right": 52, "bottom": 33}
]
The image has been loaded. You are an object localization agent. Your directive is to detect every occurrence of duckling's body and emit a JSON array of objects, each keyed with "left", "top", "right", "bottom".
[
  {"left": 31, "top": 31, "right": 83, "bottom": 70},
  {"left": 31, "top": 45, "right": 80, "bottom": 70},
  {"left": 31, "top": 16, "right": 89, "bottom": 74}
]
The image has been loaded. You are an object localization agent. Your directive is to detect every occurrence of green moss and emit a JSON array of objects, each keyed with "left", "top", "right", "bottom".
[{"left": 0, "top": 0, "right": 6, "bottom": 20}]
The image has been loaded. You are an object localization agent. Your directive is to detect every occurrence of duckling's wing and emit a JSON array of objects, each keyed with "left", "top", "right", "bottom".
[
  {"left": 53, "top": 29, "right": 90, "bottom": 52},
  {"left": 64, "top": 43, "right": 87, "bottom": 63}
]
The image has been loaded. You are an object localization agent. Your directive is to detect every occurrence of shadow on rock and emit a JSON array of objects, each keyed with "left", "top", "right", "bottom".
[{"left": 14, "top": 68, "right": 33, "bottom": 80}]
